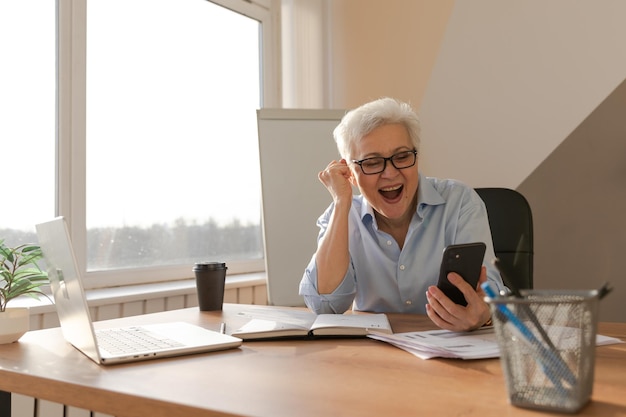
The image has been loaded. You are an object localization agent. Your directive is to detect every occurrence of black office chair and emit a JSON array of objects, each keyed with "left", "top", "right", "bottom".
[{"left": 475, "top": 188, "right": 534, "bottom": 290}]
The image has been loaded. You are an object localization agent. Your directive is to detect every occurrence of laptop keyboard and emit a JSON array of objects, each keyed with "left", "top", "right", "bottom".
[{"left": 96, "top": 326, "right": 185, "bottom": 355}]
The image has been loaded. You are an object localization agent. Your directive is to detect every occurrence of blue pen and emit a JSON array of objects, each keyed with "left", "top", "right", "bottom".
[
  {"left": 493, "top": 258, "right": 559, "bottom": 353},
  {"left": 482, "top": 282, "right": 575, "bottom": 389}
]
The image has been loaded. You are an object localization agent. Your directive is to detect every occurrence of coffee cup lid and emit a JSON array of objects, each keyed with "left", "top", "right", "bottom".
[{"left": 193, "top": 262, "right": 227, "bottom": 271}]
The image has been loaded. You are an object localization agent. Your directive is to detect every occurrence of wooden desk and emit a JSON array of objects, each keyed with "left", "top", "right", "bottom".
[{"left": 0, "top": 304, "right": 625, "bottom": 417}]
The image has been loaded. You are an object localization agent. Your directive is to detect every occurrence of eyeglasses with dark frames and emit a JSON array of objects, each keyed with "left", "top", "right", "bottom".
[{"left": 351, "top": 149, "right": 418, "bottom": 175}]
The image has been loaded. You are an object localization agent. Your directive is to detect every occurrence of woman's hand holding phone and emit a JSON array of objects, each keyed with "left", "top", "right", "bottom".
[{"left": 426, "top": 242, "right": 492, "bottom": 331}]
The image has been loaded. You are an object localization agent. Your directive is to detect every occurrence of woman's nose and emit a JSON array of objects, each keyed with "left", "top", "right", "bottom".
[{"left": 380, "top": 160, "right": 400, "bottom": 177}]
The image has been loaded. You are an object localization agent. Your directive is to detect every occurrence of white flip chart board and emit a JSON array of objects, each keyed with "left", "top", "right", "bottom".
[{"left": 257, "top": 109, "right": 346, "bottom": 306}]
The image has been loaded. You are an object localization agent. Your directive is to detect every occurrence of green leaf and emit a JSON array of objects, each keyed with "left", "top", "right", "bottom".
[
  {"left": 0, "top": 242, "right": 49, "bottom": 309},
  {"left": 0, "top": 246, "right": 14, "bottom": 263}
]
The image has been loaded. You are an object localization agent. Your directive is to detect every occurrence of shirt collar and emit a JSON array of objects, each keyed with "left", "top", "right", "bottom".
[
  {"left": 360, "top": 198, "right": 375, "bottom": 223},
  {"left": 417, "top": 173, "right": 445, "bottom": 203},
  {"left": 416, "top": 174, "right": 446, "bottom": 219}
]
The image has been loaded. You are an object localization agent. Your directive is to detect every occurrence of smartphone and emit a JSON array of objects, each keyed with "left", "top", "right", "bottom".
[{"left": 436, "top": 242, "right": 486, "bottom": 306}]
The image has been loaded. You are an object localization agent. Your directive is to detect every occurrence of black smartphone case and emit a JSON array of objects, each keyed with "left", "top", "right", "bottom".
[{"left": 436, "top": 242, "right": 486, "bottom": 306}]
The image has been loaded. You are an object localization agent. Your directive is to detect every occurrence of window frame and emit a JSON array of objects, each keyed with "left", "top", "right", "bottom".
[{"left": 56, "top": 0, "right": 279, "bottom": 289}]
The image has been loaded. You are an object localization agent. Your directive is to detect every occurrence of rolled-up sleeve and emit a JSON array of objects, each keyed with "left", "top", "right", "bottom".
[{"left": 299, "top": 255, "right": 356, "bottom": 314}]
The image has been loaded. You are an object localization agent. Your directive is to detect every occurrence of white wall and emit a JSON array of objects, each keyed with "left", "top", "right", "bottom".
[{"left": 419, "top": 0, "right": 626, "bottom": 188}]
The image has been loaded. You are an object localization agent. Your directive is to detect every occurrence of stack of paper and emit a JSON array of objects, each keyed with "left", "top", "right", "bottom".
[
  {"left": 368, "top": 328, "right": 624, "bottom": 360},
  {"left": 368, "top": 327, "right": 501, "bottom": 360}
]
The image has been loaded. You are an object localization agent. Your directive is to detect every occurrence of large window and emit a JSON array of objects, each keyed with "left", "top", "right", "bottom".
[
  {"left": 0, "top": 2, "right": 55, "bottom": 247},
  {"left": 86, "top": 0, "right": 264, "bottom": 273},
  {"left": 3, "top": 0, "right": 276, "bottom": 289}
]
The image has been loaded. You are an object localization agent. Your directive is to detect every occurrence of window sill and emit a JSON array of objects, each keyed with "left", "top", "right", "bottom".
[{"left": 8, "top": 272, "right": 267, "bottom": 316}]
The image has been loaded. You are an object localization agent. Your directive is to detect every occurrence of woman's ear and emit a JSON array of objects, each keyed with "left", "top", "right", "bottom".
[{"left": 348, "top": 167, "right": 357, "bottom": 186}]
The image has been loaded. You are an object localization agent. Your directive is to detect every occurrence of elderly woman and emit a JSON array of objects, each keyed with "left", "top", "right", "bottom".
[{"left": 299, "top": 97, "right": 504, "bottom": 331}]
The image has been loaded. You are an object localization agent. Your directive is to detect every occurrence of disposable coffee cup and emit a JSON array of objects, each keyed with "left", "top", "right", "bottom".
[{"left": 193, "top": 262, "right": 227, "bottom": 311}]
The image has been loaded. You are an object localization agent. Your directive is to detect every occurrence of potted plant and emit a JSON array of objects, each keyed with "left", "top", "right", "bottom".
[{"left": 0, "top": 239, "right": 49, "bottom": 343}]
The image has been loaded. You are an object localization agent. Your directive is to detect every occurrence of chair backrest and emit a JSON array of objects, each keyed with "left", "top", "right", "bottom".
[{"left": 474, "top": 188, "right": 534, "bottom": 290}]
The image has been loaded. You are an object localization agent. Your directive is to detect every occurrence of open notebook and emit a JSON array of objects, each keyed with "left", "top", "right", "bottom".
[{"left": 36, "top": 216, "right": 242, "bottom": 365}]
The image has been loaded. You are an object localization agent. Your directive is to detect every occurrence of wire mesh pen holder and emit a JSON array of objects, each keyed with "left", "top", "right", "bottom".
[{"left": 486, "top": 289, "right": 601, "bottom": 413}]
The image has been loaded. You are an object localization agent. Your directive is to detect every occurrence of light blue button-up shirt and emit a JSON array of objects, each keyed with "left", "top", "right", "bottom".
[{"left": 299, "top": 175, "right": 505, "bottom": 314}]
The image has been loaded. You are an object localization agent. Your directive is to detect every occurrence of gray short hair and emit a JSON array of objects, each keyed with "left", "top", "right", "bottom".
[{"left": 333, "top": 97, "right": 421, "bottom": 160}]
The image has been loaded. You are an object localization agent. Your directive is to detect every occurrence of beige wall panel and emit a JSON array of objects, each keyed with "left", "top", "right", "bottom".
[{"left": 329, "top": 0, "right": 453, "bottom": 109}]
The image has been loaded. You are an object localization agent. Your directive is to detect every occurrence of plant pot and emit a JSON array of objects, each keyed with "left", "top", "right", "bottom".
[{"left": 0, "top": 307, "right": 30, "bottom": 344}]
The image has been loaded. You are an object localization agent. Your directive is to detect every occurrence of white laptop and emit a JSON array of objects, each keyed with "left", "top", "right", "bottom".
[{"left": 35, "top": 216, "right": 242, "bottom": 365}]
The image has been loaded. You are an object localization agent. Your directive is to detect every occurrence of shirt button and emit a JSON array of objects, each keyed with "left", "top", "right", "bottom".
[
  {"left": 399, "top": 264, "right": 405, "bottom": 270},
  {"left": 386, "top": 240, "right": 392, "bottom": 246},
  {"left": 405, "top": 300, "right": 412, "bottom": 305}
]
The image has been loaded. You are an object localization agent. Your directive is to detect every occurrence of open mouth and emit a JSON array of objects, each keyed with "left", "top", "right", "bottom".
[{"left": 379, "top": 184, "right": 403, "bottom": 201}]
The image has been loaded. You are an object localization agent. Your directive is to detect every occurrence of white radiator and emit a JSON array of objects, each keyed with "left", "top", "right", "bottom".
[{"left": 9, "top": 280, "right": 268, "bottom": 417}]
